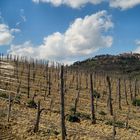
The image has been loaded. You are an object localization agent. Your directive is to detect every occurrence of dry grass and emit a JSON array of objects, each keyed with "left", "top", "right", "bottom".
[{"left": 0, "top": 58, "right": 140, "bottom": 140}]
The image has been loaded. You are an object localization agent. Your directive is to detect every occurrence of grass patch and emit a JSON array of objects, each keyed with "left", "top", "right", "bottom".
[
  {"left": 27, "top": 100, "right": 37, "bottom": 108},
  {"left": 70, "top": 107, "right": 76, "bottom": 113},
  {"left": 0, "top": 92, "right": 8, "bottom": 99},
  {"left": 76, "top": 112, "right": 91, "bottom": 120},
  {"left": 14, "top": 95, "right": 21, "bottom": 104},
  {"left": 105, "top": 120, "right": 125, "bottom": 128},
  {"left": 99, "top": 111, "right": 107, "bottom": 116},
  {"left": 132, "top": 99, "right": 140, "bottom": 106},
  {"left": 93, "top": 90, "right": 100, "bottom": 98},
  {"left": 66, "top": 114, "right": 80, "bottom": 122}
]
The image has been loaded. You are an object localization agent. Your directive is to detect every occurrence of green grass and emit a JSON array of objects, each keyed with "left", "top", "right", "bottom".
[
  {"left": 105, "top": 120, "right": 125, "bottom": 128},
  {"left": 99, "top": 111, "right": 107, "bottom": 116},
  {"left": 27, "top": 100, "right": 37, "bottom": 108},
  {"left": 132, "top": 99, "right": 140, "bottom": 106},
  {"left": 0, "top": 92, "right": 8, "bottom": 99}
]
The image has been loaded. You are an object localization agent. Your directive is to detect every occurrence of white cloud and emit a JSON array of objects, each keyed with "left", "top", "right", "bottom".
[
  {"left": 32, "top": 0, "right": 140, "bottom": 10},
  {"left": 8, "top": 10, "right": 113, "bottom": 64},
  {"left": 0, "top": 23, "right": 20, "bottom": 46},
  {"left": 135, "top": 40, "right": 140, "bottom": 46},
  {"left": 109, "top": 0, "right": 140, "bottom": 10},
  {"left": 32, "top": 0, "right": 104, "bottom": 8},
  {"left": 0, "top": 12, "right": 20, "bottom": 46},
  {"left": 0, "top": 24, "right": 14, "bottom": 46},
  {"left": 9, "top": 41, "right": 38, "bottom": 56},
  {"left": 134, "top": 40, "right": 140, "bottom": 53}
]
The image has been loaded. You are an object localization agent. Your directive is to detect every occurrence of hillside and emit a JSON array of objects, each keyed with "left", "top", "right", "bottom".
[
  {"left": 0, "top": 55, "right": 140, "bottom": 140},
  {"left": 72, "top": 53, "right": 140, "bottom": 78}
]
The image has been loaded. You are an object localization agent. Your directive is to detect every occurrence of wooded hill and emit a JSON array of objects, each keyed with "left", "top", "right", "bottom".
[{"left": 72, "top": 53, "right": 140, "bottom": 78}]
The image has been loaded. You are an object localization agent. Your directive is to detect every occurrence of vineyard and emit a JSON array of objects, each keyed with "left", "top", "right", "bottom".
[{"left": 0, "top": 54, "right": 140, "bottom": 140}]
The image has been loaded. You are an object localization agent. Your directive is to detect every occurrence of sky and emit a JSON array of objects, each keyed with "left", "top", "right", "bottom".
[{"left": 0, "top": 0, "right": 140, "bottom": 64}]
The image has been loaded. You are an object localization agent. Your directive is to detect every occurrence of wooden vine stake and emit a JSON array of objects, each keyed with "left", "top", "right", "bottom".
[
  {"left": 74, "top": 89, "right": 80, "bottom": 115},
  {"left": 60, "top": 65, "right": 66, "bottom": 140},
  {"left": 48, "top": 70, "right": 51, "bottom": 95},
  {"left": 106, "top": 76, "right": 113, "bottom": 116},
  {"left": 27, "top": 63, "right": 30, "bottom": 98},
  {"left": 124, "top": 79, "right": 128, "bottom": 105},
  {"left": 118, "top": 78, "right": 122, "bottom": 110},
  {"left": 90, "top": 73, "right": 96, "bottom": 124},
  {"left": 34, "top": 100, "right": 44, "bottom": 133},
  {"left": 129, "top": 79, "right": 133, "bottom": 101},
  {"left": 125, "top": 106, "right": 130, "bottom": 129},
  {"left": 7, "top": 93, "right": 12, "bottom": 122},
  {"left": 112, "top": 113, "right": 116, "bottom": 140},
  {"left": 134, "top": 79, "right": 137, "bottom": 100}
]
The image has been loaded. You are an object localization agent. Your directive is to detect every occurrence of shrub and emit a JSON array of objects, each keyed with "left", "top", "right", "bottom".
[
  {"left": 66, "top": 114, "right": 80, "bottom": 123},
  {"left": 99, "top": 111, "right": 107, "bottom": 116},
  {"left": 105, "top": 120, "right": 125, "bottom": 128},
  {"left": 70, "top": 107, "right": 76, "bottom": 113},
  {"left": 14, "top": 95, "right": 21, "bottom": 104},
  {"left": 93, "top": 90, "right": 100, "bottom": 98},
  {"left": 53, "top": 130, "right": 59, "bottom": 135},
  {"left": 132, "top": 99, "right": 140, "bottom": 106},
  {"left": 15, "top": 95, "right": 21, "bottom": 100},
  {"left": 76, "top": 112, "right": 90, "bottom": 120},
  {"left": 67, "top": 107, "right": 80, "bottom": 122},
  {"left": 0, "top": 92, "right": 8, "bottom": 99},
  {"left": 46, "top": 129, "right": 60, "bottom": 136},
  {"left": 69, "top": 106, "right": 90, "bottom": 120},
  {"left": 27, "top": 100, "right": 37, "bottom": 108}
]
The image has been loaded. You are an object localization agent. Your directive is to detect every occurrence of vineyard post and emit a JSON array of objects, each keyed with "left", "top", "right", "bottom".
[
  {"left": 125, "top": 106, "right": 130, "bottom": 129},
  {"left": 124, "top": 79, "right": 128, "bottom": 105},
  {"left": 48, "top": 70, "right": 51, "bottom": 95},
  {"left": 74, "top": 89, "right": 80, "bottom": 115},
  {"left": 106, "top": 76, "right": 113, "bottom": 115},
  {"left": 27, "top": 63, "right": 30, "bottom": 98},
  {"left": 129, "top": 79, "right": 133, "bottom": 101},
  {"left": 7, "top": 93, "right": 12, "bottom": 122},
  {"left": 134, "top": 79, "right": 137, "bottom": 100},
  {"left": 112, "top": 113, "right": 116, "bottom": 140},
  {"left": 118, "top": 78, "right": 122, "bottom": 110},
  {"left": 85, "top": 73, "right": 88, "bottom": 89},
  {"left": 34, "top": 100, "right": 44, "bottom": 133},
  {"left": 76, "top": 70, "right": 79, "bottom": 90},
  {"left": 90, "top": 73, "right": 96, "bottom": 124},
  {"left": 60, "top": 65, "right": 66, "bottom": 140}
]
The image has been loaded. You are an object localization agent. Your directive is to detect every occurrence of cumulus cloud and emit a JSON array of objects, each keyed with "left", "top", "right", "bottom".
[
  {"left": 0, "top": 12, "right": 21, "bottom": 46},
  {"left": 9, "top": 41, "right": 37, "bottom": 56},
  {"left": 32, "top": 0, "right": 140, "bottom": 10},
  {"left": 0, "top": 23, "right": 20, "bottom": 46},
  {"left": 109, "top": 0, "right": 140, "bottom": 10},
  {"left": 0, "top": 24, "right": 13, "bottom": 46},
  {"left": 135, "top": 40, "right": 140, "bottom": 46},
  {"left": 32, "top": 0, "right": 104, "bottom": 8},
  {"left": 8, "top": 10, "right": 113, "bottom": 63},
  {"left": 133, "top": 40, "right": 140, "bottom": 53}
]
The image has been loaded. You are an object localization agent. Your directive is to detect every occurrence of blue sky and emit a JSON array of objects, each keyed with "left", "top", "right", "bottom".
[{"left": 0, "top": 0, "right": 140, "bottom": 63}]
